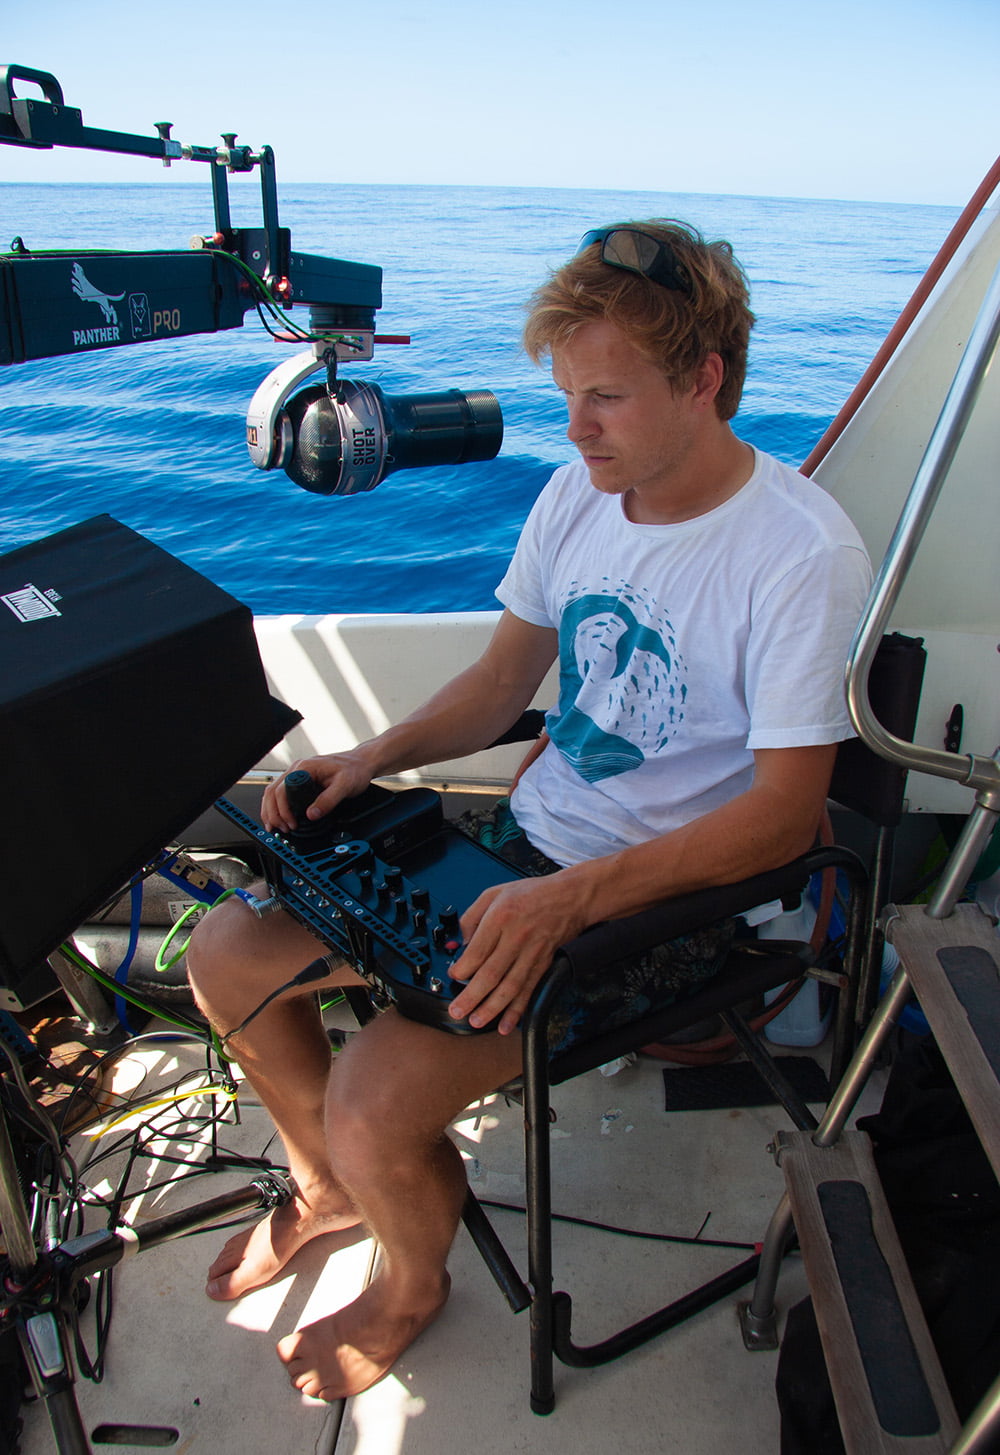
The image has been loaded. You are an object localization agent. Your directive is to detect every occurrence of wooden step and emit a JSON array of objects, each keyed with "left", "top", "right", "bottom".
[
  {"left": 884, "top": 902, "right": 1000, "bottom": 1181},
  {"left": 777, "top": 1129, "right": 960, "bottom": 1454}
]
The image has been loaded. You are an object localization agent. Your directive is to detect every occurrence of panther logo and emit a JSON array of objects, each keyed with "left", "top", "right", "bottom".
[{"left": 71, "top": 263, "right": 126, "bottom": 325}]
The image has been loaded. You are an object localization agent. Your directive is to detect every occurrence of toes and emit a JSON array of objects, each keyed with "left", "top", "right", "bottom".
[
  {"left": 276, "top": 1340, "right": 334, "bottom": 1402},
  {"left": 206, "top": 1233, "right": 249, "bottom": 1281}
]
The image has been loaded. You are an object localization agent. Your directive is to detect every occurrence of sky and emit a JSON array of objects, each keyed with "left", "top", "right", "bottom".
[{"left": 1, "top": 0, "right": 998, "bottom": 206}]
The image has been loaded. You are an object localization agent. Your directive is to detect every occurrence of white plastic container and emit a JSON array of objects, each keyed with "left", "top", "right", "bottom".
[
  {"left": 975, "top": 863, "right": 1000, "bottom": 922},
  {"left": 760, "top": 894, "right": 831, "bottom": 1046},
  {"left": 878, "top": 941, "right": 931, "bottom": 1036}
]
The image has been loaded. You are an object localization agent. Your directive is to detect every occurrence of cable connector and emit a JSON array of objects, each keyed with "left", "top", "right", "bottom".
[
  {"left": 232, "top": 887, "right": 283, "bottom": 918},
  {"left": 292, "top": 955, "right": 340, "bottom": 988}
]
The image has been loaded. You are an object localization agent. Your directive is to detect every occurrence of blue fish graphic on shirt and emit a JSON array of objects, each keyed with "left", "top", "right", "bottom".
[{"left": 547, "top": 588, "right": 687, "bottom": 783}]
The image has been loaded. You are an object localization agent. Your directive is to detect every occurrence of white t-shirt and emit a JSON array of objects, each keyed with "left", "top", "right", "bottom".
[{"left": 497, "top": 449, "right": 872, "bottom": 867}]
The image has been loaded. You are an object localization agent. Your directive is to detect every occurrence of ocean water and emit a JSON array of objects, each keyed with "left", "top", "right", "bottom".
[{"left": 0, "top": 182, "right": 957, "bottom": 615}]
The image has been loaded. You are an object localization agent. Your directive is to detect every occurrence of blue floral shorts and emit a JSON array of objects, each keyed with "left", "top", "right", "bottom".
[{"left": 455, "top": 799, "right": 735, "bottom": 1054}]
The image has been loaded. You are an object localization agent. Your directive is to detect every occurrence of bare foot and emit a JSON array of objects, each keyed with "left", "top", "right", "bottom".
[
  {"left": 206, "top": 1194, "right": 362, "bottom": 1301},
  {"left": 276, "top": 1273, "right": 450, "bottom": 1401}
]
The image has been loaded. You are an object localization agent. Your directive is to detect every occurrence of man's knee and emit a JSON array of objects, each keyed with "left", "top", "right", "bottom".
[
  {"left": 186, "top": 884, "right": 345, "bottom": 1020},
  {"left": 326, "top": 1020, "right": 441, "bottom": 1154},
  {"left": 325, "top": 1012, "right": 519, "bottom": 1160},
  {"left": 186, "top": 892, "right": 255, "bottom": 1009},
  {"left": 325, "top": 1071, "right": 447, "bottom": 1186},
  {"left": 186, "top": 884, "right": 293, "bottom": 1007}
]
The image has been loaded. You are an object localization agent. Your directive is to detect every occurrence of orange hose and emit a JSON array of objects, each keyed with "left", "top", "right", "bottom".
[{"left": 800, "top": 153, "right": 1000, "bottom": 478}]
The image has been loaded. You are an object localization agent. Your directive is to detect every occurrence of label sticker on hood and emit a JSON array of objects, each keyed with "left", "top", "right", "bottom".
[{"left": 2, "top": 584, "right": 62, "bottom": 622}]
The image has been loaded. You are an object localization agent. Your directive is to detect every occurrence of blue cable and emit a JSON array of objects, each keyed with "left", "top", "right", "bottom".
[{"left": 112, "top": 878, "right": 143, "bottom": 1033}]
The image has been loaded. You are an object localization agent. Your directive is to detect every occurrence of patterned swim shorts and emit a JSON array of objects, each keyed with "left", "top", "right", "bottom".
[{"left": 454, "top": 798, "right": 735, "bottom": 1055}]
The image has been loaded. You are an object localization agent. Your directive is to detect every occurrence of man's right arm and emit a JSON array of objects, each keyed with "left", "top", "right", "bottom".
[{"left": 263, "top": 610, "right": 558, "bottom": 833}]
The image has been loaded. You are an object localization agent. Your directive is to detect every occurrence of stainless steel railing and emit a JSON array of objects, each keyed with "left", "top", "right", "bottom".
[{"left": 845, "top": 255, "right": 1000, "bottom": 916}]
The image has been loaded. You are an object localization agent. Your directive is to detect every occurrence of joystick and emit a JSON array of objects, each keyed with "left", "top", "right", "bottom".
[
  {"left": 284, "top": 769, "right": 322, "bottom": 825},
  {"left": 283, "top": 769, "right": 341, "bottom": 845}
]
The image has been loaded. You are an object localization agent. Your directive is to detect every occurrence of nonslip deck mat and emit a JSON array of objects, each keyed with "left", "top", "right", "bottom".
[{"left": 662, "top": 1056, "right": 830, "bottom": 1111}]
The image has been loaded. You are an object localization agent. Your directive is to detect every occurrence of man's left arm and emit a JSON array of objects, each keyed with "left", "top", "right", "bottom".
[{"left": 447, "top": 742, "right": 836, "bottom": 1034}]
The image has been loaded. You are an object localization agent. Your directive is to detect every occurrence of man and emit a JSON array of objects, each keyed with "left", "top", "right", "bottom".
[{"left": 187, "top": 220, "right": 871, "bottom": 1402}]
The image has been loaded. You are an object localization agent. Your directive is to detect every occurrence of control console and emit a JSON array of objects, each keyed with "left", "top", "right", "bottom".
[{"left": 215, "top": 775, "right": 525, "bottom": 1033}]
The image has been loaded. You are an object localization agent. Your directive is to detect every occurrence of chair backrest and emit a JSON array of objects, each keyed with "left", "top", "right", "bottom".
[{"left": 829, "top": 632, "right": 926, "bottom": 829}]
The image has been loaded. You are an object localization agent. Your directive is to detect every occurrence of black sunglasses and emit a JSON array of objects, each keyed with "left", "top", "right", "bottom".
[{"left": 576, "top": 226, "right": 693, "bottom": 298}]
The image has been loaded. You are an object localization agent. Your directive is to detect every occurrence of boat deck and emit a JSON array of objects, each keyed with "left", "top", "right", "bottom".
[{"left": 14, "top": 1001, "right": 885, "bottom": 1455}]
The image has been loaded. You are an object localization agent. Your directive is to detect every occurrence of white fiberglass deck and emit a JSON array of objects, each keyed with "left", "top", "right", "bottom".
[{"left": 17, "top": 1007, "right": 885, "bottom": 1455}]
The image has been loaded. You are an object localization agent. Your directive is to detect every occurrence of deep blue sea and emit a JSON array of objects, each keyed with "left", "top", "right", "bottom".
[{"left": 0, "top": 183, "right": 957, "bottom": 614}]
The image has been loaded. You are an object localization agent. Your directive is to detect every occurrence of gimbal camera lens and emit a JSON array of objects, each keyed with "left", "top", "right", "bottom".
[{"left": 282, "top": 380, "right": 503, "bottom": 496}]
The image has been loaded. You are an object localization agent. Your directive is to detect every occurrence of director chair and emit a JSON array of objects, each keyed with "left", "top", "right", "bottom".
[{"left": 462, "top": 630, "right": 926, "bottom": 1413}]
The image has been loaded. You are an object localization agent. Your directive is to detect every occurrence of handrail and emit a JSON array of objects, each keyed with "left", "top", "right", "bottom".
[{"left": 845, "top": 254, "right": 1000, "bottom": 808}]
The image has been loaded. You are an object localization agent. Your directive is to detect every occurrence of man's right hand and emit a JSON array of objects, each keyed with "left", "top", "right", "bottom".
[{"left": 262, "top": 752, "right": 375, "bottom": 835}]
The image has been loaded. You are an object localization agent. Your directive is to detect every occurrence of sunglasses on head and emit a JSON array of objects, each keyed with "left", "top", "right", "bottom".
[{"left": 576, "top": 226, "right": 693, "bottom": 298}]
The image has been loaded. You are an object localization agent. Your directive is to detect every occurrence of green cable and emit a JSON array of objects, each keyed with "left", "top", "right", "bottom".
[
  {"left": 153, "top": 901, "right": 202, "bottom": 973},
  {"left": 216, "top": 248, "right": 368, "bottom": 350},
  {"left": 153, "top": 887, "right": 242, "bottom": 974},
  {"left": 69, "top": 884, "right": 352, "bottom": 1065},
  {"left": 58, "top": 942, "right": 208, "bottom": 1039}
]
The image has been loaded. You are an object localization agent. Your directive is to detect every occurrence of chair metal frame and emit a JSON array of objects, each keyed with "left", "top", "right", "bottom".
[{"left": 465, "top": 631, "right": 926, "bottom": 1414}]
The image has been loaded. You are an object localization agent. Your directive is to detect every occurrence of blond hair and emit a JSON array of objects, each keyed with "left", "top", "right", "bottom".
[{"left": 523, "top": 220, "right": 754, "bottom": 420}]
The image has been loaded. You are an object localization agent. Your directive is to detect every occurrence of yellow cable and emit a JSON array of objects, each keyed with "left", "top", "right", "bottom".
[{"left": 86, "top": 1083, "right": 239, "bottom": 1138}]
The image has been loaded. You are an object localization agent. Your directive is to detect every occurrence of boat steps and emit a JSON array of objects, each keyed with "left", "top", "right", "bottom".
[
  {"left": 884, "top": 902, "right": 1000, "bottom": 1181},
  {"left": 776, "top": 1129, "right": 959, "bottom": 1453},
  {"left": 765, "top": 900, "right": 1000, "bottom": 1453}
]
